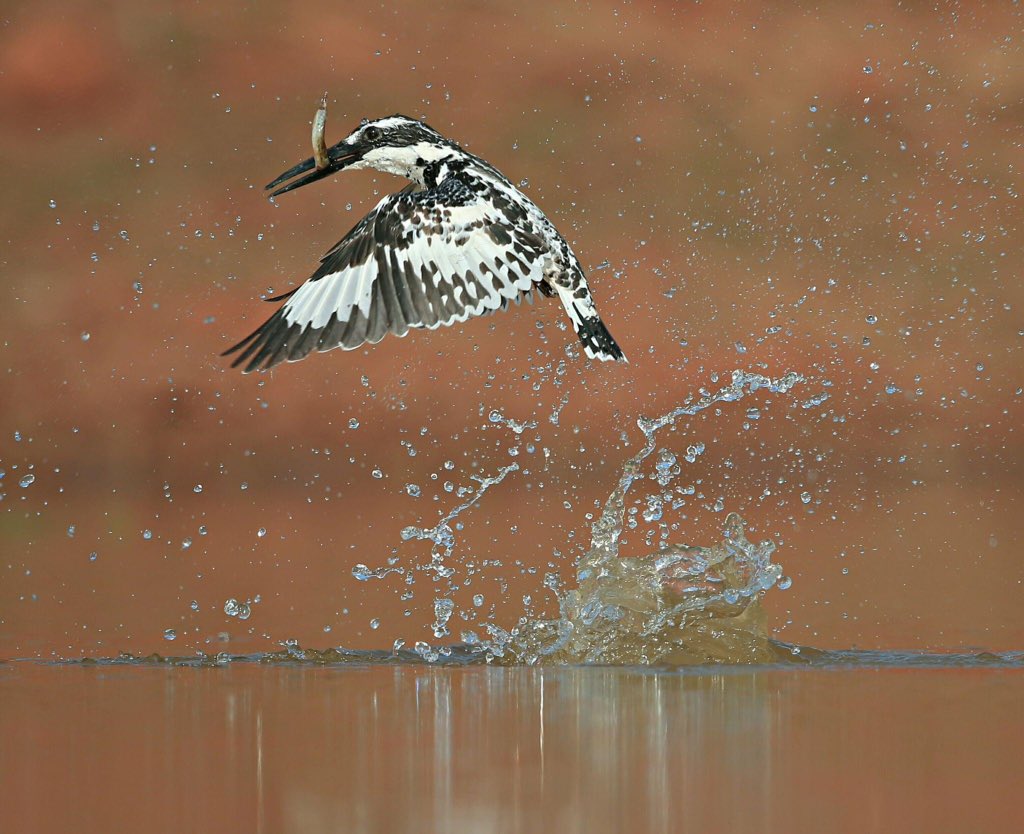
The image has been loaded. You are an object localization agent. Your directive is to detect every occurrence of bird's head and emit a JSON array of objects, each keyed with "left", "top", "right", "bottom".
[{"left": 266, "top": 114, "right": 457, "bottom": 197}]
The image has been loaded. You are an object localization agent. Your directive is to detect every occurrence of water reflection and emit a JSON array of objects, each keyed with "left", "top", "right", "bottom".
[
  {"left": 218, "top": 667, "right": 779, "bottom": 832},
  {"left": 3, "top": 664, "right": 1022, "bottom": 833}
]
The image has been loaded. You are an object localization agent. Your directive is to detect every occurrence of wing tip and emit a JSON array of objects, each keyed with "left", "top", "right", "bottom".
[{"left": 221, "top": 310, "right": 293, "bottom": 373}]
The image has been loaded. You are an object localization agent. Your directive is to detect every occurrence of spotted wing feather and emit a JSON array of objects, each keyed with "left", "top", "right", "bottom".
[{"left": 223, "top": 176, "right": 546, "bottom": 372}]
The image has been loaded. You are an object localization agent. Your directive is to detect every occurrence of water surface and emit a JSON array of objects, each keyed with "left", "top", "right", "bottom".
[{"left": 3, "top": 661, "right": 1021, "bottom": 834}]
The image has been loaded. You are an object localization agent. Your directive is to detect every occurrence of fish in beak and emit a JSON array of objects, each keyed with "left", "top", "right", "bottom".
[{"left": 265, "top": 94, "right": 360, "bottom": 198}]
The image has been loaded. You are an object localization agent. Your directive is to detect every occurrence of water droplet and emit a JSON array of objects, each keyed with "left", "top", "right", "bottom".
[
  {"left": 369, "top": 618, "right": 380, "bottom": 630},
  {"left": 866, "top": 314, "right": 878, "bottom": 325},
  {"left": 142, "top": 529, "right": 153, "bottom": 540},
  {"left": 800, "top": 492, "right": 812, "bottom": 504},
  {"left": 132, "top": 281, "right": 143, "bottom": 294},
  {"left": 405, "top": 484, "right": 421, "bottom": 497},
  {"left": 163, "top": 629, "right": 177, "bottom": 641},
  {"left": 48, "top": 199, "right": 57, "bottom": 209},
  {"left": 190, "top": 600, "right": 200, "bottom": 611},
  {"left": 778, "top": 576, "right": 793, "bottom": 590},
  {"left": 224, "top": 598, "right": 251, "bottom": 620},
  {"left": 257, "top": 527, "right": 267, "bottom": 538},
  {"left": 371, "top": 468, "right": 384, "bottom": 479},
  {"left": 348, "top": 417, "right": 360, "bottom": 429},
  {"left": 193, "top": 484, "right": 203, "bottom": 493},
  {"left": 118, "top": 230, "right": 130, "bottom": 242},
  {"left": 67, "top": 525, "right": 76, "bottom": 538},
  {"left": 432, "top": 598, "right": 455, "bottom": 638},
  {"left": 863, "top": 64, "right": 873, "bottom": 74},
  {"left": 19, "top": 474, "right": 35, "bottom": 488},
  {"left": 473, "top": 594, "right": 485, "bottom": 607},
  {"left": 80, "top": 331, "right": 90, "bottom": 342}
]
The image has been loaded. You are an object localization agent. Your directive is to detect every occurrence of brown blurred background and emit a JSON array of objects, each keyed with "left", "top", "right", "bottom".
[{"left": 1, "top": 1, "right": 1021, "bottom": 659}]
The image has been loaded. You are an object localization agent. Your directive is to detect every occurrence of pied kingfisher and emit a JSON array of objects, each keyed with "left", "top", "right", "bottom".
[{"left": 224, "top": 113, "right": 626, "bottom": 372}]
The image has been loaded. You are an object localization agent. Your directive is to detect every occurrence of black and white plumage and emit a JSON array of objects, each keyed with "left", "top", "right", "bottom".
[{"left": 224, "top": 114, "right": 626, "bottom": 372}]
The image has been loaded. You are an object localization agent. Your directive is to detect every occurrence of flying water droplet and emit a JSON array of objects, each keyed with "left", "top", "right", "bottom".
[{"left": 224, "top": 598, "right": 252, "bottom": 620}]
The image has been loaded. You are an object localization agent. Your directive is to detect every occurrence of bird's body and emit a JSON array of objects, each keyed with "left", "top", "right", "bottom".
[{"left": 224, "top": 114, "right": 625, "bottom": 372}]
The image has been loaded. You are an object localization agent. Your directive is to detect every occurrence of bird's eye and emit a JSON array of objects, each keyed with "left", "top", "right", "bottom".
[{"left": 363, "top": 126, "right": 381, "bottom": 142}]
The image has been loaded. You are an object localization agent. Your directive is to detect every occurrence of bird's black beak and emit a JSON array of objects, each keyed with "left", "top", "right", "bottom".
[{"left": 265, "top": 142, "right": 360, "bottom": 198}]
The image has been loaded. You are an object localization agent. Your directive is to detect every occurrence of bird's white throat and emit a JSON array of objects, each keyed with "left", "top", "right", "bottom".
[{"left": 350, "top": 141, "right": 455, "bottom": 185}]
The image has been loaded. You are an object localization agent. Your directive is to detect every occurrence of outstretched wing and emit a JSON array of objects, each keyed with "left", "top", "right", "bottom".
[{"left": 223, "top": 176, "right": 549, "bottom": 372}]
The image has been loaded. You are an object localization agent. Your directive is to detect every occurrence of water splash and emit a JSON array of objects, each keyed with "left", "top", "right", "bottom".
[
  {"left": 498, "top": 369, "right": 805, "bottom": 665},
  {"left": 325, "top": 369, "right": 804, "bottom": 666},
  {"left": 400, "top": 463, "right": 519, "bottom": 582}
]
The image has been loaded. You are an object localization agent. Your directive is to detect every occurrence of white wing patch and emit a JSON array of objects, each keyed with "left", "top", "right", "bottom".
[
  {"left": 224, "top": 182, "right": 549, "bottom": 372},
  {"left": 282, "top": 258, "right": 380, "bottom": 330}
]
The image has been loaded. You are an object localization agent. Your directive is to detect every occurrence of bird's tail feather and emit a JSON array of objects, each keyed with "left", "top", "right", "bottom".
[
  {"left": 575, "top": 312, "right": 627, "bottom": 362},
  {"left": 553, "top": 285, "right": 627, "bottom": 363}
]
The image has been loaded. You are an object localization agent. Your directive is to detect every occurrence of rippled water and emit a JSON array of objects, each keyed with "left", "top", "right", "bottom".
[{"left": 61, "top": 644, "right": 1024, "bottom": 669}]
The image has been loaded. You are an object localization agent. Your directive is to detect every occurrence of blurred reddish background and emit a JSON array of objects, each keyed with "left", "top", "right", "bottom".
[{"left": 1, "top": 1, "right": 1021, "bottom": 658}]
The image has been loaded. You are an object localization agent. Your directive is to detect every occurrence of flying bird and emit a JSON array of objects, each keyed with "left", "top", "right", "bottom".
[{"left": 223, "top": 111, "right": 626, "bottom": 372}]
